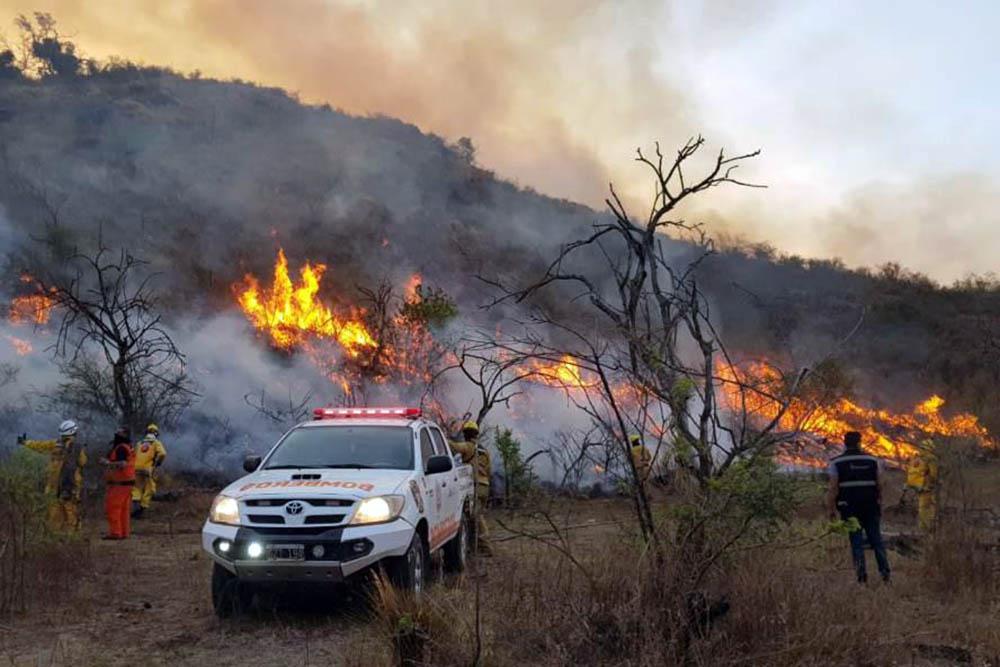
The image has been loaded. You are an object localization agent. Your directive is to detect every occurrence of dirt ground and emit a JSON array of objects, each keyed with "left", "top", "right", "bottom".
[
  {"left": 0, "top": 488, "right": 638, "bottom": 667},
  {"left": 2, "top": 469, "right": 998, "bottom": 666},
  {"left": 0, "top": 489, "right": 380, "bottom": 667}
]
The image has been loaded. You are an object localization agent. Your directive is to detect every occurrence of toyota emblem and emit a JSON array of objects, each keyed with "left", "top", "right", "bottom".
[{"left": 285, "top": 501, "right": 304, "bottom": 515}]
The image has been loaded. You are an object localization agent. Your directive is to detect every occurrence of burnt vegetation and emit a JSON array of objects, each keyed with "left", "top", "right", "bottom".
[
  {"left": 0, "top": 15, "right": 996, "bottom": 433},
  {"left": 2, "top": 14, "right": 1000, "bottom": 666}
]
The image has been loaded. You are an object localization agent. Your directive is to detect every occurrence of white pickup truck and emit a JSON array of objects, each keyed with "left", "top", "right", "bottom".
[{"left": 202, "top": 406, "right": 474, "bottom": 616}]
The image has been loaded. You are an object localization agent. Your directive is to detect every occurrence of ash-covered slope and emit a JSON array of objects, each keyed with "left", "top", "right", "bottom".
[
  {"left": 0, "top": 65, "right": 590, "bottom": 314},
  {"left": 2, "top": 61, "right": 999, "bottom": 464}
]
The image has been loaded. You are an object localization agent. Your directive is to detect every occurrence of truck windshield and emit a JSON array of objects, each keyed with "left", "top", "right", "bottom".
[{"left": 263, "top": 426, "right": 414, "bottom": 471}]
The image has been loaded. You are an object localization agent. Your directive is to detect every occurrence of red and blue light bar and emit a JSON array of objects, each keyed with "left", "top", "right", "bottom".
[{"left": 313, "top": 406, "right": 422, "bottom": 420}]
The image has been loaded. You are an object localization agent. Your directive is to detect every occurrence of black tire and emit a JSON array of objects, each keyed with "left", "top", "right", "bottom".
[
  {"left": 443, "top": 511, "right": 470, "bottom": 573},
  {"left": 388, "top": 532, "right": 428, "bottom": 596},
  {"left": 212, "top": 563, "right": 254, "bottom": 618}
]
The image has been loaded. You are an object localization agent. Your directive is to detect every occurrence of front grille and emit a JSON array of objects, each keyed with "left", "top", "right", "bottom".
[
  {"left": 303, "top": 514, "right": 346, "bottom": 525},
  {"left": 245, "top": 499, "right": 291, "bottom": 507},
  {"left": 244, "top": 498, "right": 354, "bottom": 508},
  {"left": 247, "top": 514, "right": 285, "bottom": 524},
  {"left": 243, "top": 526, "right": 338, "bottom": 536}
]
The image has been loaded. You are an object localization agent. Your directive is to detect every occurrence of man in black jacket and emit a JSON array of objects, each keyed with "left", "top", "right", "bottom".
[{"left": 827, "top": 431, "right": 891, "bottom": 584}]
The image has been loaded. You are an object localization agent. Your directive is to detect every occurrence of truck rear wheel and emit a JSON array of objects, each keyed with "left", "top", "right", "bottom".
[
  {"left": 212, "top": 563, "right": 254, "bottom": 618},
  {"left": 443, "top": 511, "right": 469, "bottom": 573},
  {"left": 389, "top": 532, "right": 427, "bottom": 596}
]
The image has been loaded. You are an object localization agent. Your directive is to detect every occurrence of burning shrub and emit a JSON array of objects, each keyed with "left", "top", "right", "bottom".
[{"left": 398, "top": 283, "right": 458, "bottom": 330}]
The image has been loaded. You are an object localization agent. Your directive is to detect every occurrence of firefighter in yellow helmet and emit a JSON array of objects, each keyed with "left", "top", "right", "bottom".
[
  {"left": 131, "top": 423, "right": 167, "bottom": 518},
  {"left": 17, "top": 420, "right": 88, "bottom": 533},
  {"left": 907, "top": 438, "right": 939, "bottom": 533},
  {"left": 629, "top": 434, "right": 652, "bottom": 489},
  {"left": 449, "top": 420, "right": 492, "bottom": 555}
]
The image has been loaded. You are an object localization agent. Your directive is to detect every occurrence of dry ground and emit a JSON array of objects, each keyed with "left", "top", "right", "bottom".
[
  {"left": 0, "top": 488, "right": 376, "bottom": 667},
  {"left": 2, "top": 467, "right": 1000, "bottom": 666}
]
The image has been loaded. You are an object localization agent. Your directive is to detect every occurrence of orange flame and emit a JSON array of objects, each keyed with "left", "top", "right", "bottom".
[
  {"left": 9, "top": 275, "right": 55, "bottom": 325},
  {"left": 405, "top": 273, "right": 423, "bottom": 296},
  {"left": 528, "top": 355, "right": 592, "bottom": 389},
  {"left": 6, "top": 335, "right": 32, "bottom": 356},
  {"left": 236, "top": 249, "right": 376, "bottom": 356},
  {"left": 719, "top": 361, "right": 995, "bottom": 465}
]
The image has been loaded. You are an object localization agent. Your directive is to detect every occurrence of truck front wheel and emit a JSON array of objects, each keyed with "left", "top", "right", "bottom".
[
  {"left": 212, "top": 563, "right": 254, "bottom": 618},
  {"left": 443, "top": 511, "right": 470, "bottom": 573},
  {"left": 388, "top": 532, "right": 427, "bottom": 596}
]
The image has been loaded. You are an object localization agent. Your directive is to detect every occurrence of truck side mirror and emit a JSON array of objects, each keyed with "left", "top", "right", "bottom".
[
  {"left": 243, "top": 454, "right": 262, "bottom": 473},
  {"left": 425, "top": 454, "right": 453, "bottom": 475}
]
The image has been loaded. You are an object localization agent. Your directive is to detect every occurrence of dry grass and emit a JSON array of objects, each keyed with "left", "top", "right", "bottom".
[
  {"left": 358, "top": 470, "right": 1000, "bottom": 667},
  {"left": 4, "top": 460, "right": 1000, "bottom": 666}
]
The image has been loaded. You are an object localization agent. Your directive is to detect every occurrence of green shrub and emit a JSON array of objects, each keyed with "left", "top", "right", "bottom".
[{"left": 494, "top": 428, "right": 534, "bottom": 506}]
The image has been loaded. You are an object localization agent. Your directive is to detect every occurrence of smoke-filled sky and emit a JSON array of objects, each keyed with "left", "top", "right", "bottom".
[{"left": 3, "top": 0, "right": 998, "bottom": 281}]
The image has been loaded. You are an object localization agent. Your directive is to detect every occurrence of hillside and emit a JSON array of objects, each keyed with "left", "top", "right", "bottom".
[{"left": 2, "top": 39, "right": 1000, "bottom": 460}]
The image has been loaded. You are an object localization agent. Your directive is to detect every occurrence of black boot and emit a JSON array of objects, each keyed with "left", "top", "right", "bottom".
[{"left": 131, "top": 501, "right": 144, "bottom": 519}]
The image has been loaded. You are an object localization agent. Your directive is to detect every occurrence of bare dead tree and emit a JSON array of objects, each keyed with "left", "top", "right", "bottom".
[
  {"left": 482, "top": 137, "right": 810, "bottom": 547},
  {"left": 37, "top": 246, "right": 198, "bottom": 433},
  {"left": 244, "top": 386, "right": 315, "bottom": 427},
  {"left": 427, "top": 337, "right": 543, "bottom": 431}
]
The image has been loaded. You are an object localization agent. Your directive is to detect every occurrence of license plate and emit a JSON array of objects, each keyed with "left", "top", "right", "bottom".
[{"left": 266, "top": 544, "right": 305, "bottom": 561}]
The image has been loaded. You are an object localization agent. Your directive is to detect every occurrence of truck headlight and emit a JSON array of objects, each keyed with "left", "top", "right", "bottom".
[
  {"left": 210, "top": 495, "right": 241, "bottom": 525},
  {"left": 350, "top": 495, "right": 405, "bottom": 525}
]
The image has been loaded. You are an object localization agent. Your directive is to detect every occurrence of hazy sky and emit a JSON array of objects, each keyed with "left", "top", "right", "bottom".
[{"left": 3, "top": 0, "right": 997, "bottom": 281}]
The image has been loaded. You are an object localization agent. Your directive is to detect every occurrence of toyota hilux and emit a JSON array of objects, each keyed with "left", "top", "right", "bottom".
[{"left": 202, "top": 406, "right": 474, "bottom": 616}]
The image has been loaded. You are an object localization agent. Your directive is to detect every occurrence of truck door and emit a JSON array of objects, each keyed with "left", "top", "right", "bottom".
[
  {"left": 419, "top": 428, "right": 444, "bottom": 542},
  {"left": 429, "top": 427, "right": 462, "bottom": 544}
]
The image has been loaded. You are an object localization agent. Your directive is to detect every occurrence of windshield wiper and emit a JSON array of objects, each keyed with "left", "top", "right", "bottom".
[
  {"left": 262, "top": 465, "right": 327, "bottom": 470},
  {"left": 321, "top": 464, "right": 376, "bottom": 469}
]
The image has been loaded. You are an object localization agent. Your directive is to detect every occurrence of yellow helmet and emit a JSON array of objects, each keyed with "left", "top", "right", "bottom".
[
  {"left": 146, "top": 423, "right": 159, "bottom": 435},
  {"left": 629, "top": 434, "right": 641, "bottom": 444},
  {"left": 462, "top": 420, "right": 480, "bottom": 435}
]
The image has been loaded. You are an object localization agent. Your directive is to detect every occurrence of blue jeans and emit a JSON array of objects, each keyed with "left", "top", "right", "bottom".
[{"left": 843, "top": 510, "right": 891, "bottom": 582}]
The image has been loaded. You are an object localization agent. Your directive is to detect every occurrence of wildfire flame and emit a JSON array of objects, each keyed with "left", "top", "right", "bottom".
[
  {"left": 5, "top": 335, "right": 32, "bottom": 356},
  {"left": 719, "top": 361, "right": 995, "bottom": 466},
  {"left": 528, "top": 355, "right": 592, "bottom": 389},
  {"left": 236, "top": 249, "right": 376, "bottom": 356},
  {"left": 8, "top": 275, "right": 55, "bottom": 325}
]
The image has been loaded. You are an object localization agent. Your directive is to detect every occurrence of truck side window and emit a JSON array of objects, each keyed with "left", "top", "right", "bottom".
[
  {"left": 429, "top": 428, "right": 448, "bottom": 456},
  {"left": 419, "top": 429, "right": 435, "bottom": 465}
]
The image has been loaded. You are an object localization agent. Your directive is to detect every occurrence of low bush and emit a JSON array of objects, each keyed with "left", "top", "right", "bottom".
[{"left": 0, "top": 448, "right": 91, "bottom": 619}]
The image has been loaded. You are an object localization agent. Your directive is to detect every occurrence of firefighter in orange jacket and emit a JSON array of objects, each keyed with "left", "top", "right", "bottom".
[
  {"left": 18, "top": 419, "right": 87, "bottom": 533},
  {"left": 101, "top": 426, "right": 136, "bottom": 540}
]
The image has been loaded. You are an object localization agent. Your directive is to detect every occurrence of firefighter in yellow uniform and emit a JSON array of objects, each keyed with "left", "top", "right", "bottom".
[
  {"left": 907, "top": 439, "right": 939, "bottom": 533},
  {"left": 132, "top": 423, "right": 167, "bottom": 518},
  {"left": 450, "top": 420, "right": 492, "bottom": 555},
  {"left": 630, "top": 434, "right": 652, "bottom": 488},
  {"left": 18, "top": 420, "right": 87, "bottom": 533}
]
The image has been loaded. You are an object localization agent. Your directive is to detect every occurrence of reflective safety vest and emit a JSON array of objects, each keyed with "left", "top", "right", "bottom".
[
  {"left": 105, "top": 442, "right": 136, "bottom": 485},
  {"left": 831, "top": 450, "right": 880, "bottom": 511}
]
